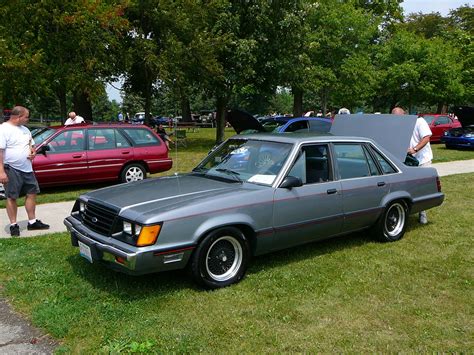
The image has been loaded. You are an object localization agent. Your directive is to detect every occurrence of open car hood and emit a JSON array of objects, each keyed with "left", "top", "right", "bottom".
[
  {"left": 330, "top": 114, "right": 417, "bottom": 162},
  {"left": 453, "top": 106, "right": 474, "bottom": 128},
  {"left": 226, "top": 109, "right": 265, "bottom": 134}
]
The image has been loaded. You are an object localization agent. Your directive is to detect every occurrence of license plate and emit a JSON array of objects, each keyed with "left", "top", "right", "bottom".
[{"left": 78, "top": 240, "right": 93, "bottom": 263}]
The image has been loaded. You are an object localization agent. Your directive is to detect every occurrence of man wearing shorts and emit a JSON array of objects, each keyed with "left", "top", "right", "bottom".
[{"left": 0, "top": 106, "right": 49, "bottom": 236}]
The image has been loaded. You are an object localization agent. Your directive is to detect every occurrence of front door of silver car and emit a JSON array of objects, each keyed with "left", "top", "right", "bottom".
[{"left": 273, "top": 144, "right": 343, "bottom": 249}]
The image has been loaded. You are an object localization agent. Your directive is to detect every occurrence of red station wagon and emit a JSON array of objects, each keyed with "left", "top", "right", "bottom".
[
  {"left": 420, "top": 114, "right": 462, "bottom": 142},
  {"left": 32, "top": 123, "right": 172, "bottom": 187}
]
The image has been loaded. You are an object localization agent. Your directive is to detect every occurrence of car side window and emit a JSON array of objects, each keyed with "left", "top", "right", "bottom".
[
  {"left": 363, "top": 146, "right": 380, "bottom": 176},
  {"left": 435, "top": 116, "right": 450, "bottom": 125},
  {"left": 122, "top": 128, "right": 161, "bottom": 146},
  {"left": 47, "top": 129, "right": 84, "bottom": 153},
  {"left": 368, "top": 145, "right": 397, "bottom": 174},
  {"left": 114, "top": 130, "right": 131, "bottom": 148},
  {"left": 334, "top": 144, "right": 372, "bottom": 179},
  {"left": 288, "top": 144, "right": 330, "bottom": 184},
  {"left": 88, "top": 128, "right": 123, "bottom": 150}
]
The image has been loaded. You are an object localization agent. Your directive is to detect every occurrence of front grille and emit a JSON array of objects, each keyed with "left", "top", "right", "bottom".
[{"left": 82, "top": 200, "right": 121, "bottom": 235}]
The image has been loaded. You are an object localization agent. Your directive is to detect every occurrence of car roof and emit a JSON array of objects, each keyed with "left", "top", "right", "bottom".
[
  {"left": 233, "top": 132, "right": 375, "bottom": 145},
  {"left": 43, "top": 123, "right": 153, "bottom": 130}
]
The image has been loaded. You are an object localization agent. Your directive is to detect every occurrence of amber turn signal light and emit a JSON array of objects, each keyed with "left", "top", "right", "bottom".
[{"left": 136, "top": 225, "right": 161, "bottom": 246}]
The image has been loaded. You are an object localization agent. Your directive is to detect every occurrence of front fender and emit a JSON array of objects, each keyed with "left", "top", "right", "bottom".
[{"left": 192, "top": 213, "right": 257, "bottom": 243}]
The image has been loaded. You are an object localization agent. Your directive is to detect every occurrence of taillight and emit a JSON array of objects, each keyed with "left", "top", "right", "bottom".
[{"left": 436, "top": 176, "right": 442, "bottom": 192}]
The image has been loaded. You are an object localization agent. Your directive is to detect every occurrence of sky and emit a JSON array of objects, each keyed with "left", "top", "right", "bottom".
[{"left": 106, "top": 0, "right": 473, "bottom": 103}]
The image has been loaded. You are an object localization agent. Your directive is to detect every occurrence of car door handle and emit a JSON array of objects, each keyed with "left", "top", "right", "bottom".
[
  {"left": 121, "top": 151, "right": 131, "bottom": 155},
  {"left": 327, "top": 188, "right": 337, "bottom": 195},
  {"left": 377, "top": 182, "right": 386, "bottom": 187},
  {"left": 72, "top": 154, "right": 83, "bottom": 158}
]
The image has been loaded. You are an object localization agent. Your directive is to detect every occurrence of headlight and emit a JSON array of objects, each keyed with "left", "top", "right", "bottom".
[
  {"left": 123, "top": 221, "right": 133, "bottom": 234},
  {"left": 79, "top": 201, "right": 86, "bottom": 213},
  {"left": 443, "top": 131, "right": 449, "bottom": 136},
  {"left": 465, "top": 133, "right": 473, "bottom": 138}
]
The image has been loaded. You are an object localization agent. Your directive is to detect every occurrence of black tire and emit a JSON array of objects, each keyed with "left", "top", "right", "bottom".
[
  {"left": 120, "top": 163, "right": 146, "bottom": 183},
  {"left": 190, "top": 227, "right": 250, "bottom": 289},
  {"left": 373, "top": 200, "right": 408, "bottom": 242}
]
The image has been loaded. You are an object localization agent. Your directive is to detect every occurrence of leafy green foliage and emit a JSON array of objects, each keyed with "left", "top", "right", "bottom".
[{"left": 1, "top": 1, "right": 472, "bottom": 132}]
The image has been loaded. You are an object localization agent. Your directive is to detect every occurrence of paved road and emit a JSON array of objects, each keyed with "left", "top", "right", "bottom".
[{"left": 0, "top": 158, "right": 473, "bottom": 354}]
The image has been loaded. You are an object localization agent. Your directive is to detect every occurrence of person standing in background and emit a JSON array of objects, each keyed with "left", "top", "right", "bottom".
[
  {"left": 0, "top": 106, "right": 50, "bottom": 236},
  {"left": 65, "top": 112, "right": 85, "bottom": 125},
  {"left": 391, "top": 106, "right": 433, "bottom": 224}
]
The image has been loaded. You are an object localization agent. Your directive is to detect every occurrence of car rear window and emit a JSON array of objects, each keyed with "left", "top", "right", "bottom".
[{"left": 122, "top": 128, "right": 161, "bottom": 146}]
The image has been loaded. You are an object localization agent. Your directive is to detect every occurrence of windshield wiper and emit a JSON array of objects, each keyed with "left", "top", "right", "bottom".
[
  {"left": 215, "top": 168, "right": 243, "bottom": 183},
  {"left": 192, "top": 166, "right": 208, "bottom": 174}
]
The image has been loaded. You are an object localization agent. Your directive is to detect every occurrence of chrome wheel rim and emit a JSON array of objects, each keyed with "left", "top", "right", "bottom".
[
  {"left": 125, "top": 167, "right": 144, "bottom": 182},
  {"left": 385, "top": 203, "right": 405, "bottom": 237},
  {"left": 206, "top": 236, "right": 243, "bottom": 282}
]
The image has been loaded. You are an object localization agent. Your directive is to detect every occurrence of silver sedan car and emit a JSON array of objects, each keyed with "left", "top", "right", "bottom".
[{"left": 65, "top": 116, "right": 444, "bottom": 289}]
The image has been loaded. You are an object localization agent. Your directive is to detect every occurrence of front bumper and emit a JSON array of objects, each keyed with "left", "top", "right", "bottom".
[{"left": 64, "top": 216, "right": 194, "bottom": 275}]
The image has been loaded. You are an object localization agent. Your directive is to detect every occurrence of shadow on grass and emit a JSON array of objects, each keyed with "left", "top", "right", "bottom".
[
  {"left": 67, "top": 254, "right": 197, "bottom": 298},
  {"left": 65, "top": 214, "right": 428, "bottom": 297},
  {"left": 66, "top": 228, "right": 379, "bottom": 298}
]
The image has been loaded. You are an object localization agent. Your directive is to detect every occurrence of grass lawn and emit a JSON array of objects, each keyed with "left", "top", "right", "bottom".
[
  {"left": 0, "top": 128, "right": 472, "bottom": 209},
  {"left": 431, "top": 143, "right": 474, "bottom": 163},
  {"left": 0, "top": 173, "right": 472, "bottom": 352}
]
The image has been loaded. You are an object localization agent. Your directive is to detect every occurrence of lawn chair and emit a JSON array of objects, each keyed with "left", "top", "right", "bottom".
[{"left": 175, "top": 129, "right": 187, "bottom": 147}]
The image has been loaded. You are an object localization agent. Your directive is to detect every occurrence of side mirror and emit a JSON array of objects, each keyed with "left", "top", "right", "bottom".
[
  {"left": 36, "top": 145, "right": 50, "bottom": 155},
  {"left": 280, "top": 176, "right": 303, "bottom": 189}
]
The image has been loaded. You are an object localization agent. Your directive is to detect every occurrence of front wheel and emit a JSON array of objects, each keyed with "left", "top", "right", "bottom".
[
  {"left": 373, "top": 200, "right": 408, "bottom": 242},
  {"left": 190, "top": 227, "right": 250, "bottom": 289},
  {"left": 120, "top": 163, "right": 146, "bottom": 183}
]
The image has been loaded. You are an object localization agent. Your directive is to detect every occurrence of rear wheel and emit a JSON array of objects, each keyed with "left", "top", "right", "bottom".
[
  {"left": 120, "top": 163, "right": 146, "bottom": 183},
  {"left": 373, "top": 200, "right": 408, "bottom": 242},
  {"left": 190, "top": 227, "right": 250, "bottom": 289}
]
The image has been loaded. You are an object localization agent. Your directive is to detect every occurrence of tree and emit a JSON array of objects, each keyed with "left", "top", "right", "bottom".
[{"left": 375, "top": 30, "right": 464, "bottom": 112}]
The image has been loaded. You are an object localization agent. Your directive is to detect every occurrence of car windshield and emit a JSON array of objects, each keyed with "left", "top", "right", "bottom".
[
  {"left": 194, "top": 138, "right": 293, "bottom": 186},
  {"left": 32, "top": 127, "right": 55, "bottom": 145}
]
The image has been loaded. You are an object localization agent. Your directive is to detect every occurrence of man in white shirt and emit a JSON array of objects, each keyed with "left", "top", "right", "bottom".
[
  {"left": 0, "top": 106, "right": 50, "bottom": 236},
  {"left": 65, "top": 111, "right": 85, "bottom": 125},
  {"left": 392, "top": 107, "right": 433, "bottom": 224}
]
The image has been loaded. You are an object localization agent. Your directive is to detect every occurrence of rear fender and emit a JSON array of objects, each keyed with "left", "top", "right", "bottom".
[{"left": 380, "top": 192, "right": 412, "bottom": 212}]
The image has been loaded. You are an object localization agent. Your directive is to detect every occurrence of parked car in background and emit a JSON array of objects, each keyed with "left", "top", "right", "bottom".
[
  {"left": 32, "top": 123, "right": 172, "bottom": 187},
  {"left": 132, "top": 112, "right": 145, "bottom": 124},
  {"left": 441, "top": 106, "right": 474, "bottom": 149},
  {"left": 226, "top": 109, "right": 332, "bottom": 134},
  {"left": 65, "top": 114, "right": 443, "bottom": 289},
  {"left": 420, "top": 114, "right": 461, "bottom": 142}
]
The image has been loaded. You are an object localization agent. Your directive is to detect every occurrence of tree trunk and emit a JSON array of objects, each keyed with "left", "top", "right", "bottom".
[
  {"left": 321, "top": 87, "right": 329, "bottom": 115},
  {"left": 57, "top": 87, "right": 67, "bottom": 124},
  {"left": 292, "top": 86, "right": 303, "bottom": 117},
  {"left": 215, "top": 96, "right": 227, "bottom": 145},
  {"left": 437, "top": 103, "right": 447, "bottom": 114},
  {"left": 181, "top": 97, "right": 192, "bottom": 122},
  {"left": 73, "top": 91, "right": 92, "bottom": 121}
]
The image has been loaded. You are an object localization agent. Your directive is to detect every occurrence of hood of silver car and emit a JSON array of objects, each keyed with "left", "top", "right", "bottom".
[
  {"left": 85, "top": 174, "right": 243, "bottom": 216},
  {"left": 330, "top": 114, "right": 417, "bottom": 162}
]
